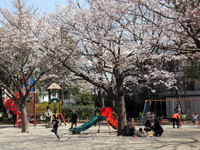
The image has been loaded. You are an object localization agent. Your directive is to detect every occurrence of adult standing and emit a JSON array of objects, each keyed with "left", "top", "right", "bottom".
[
  {"left": 171, "top": 113, "right": 181, "bottom": 128},
  {"left": 71, "top": 108, "right": 79, "bottom": 128},
  {"left": 126, "top": 118, "right": 135, "bottom": 136},
  {"left": 174, "top": 104, "right": 181, "bottom": 114},
  {"left": 45, "top": 106, "right": 52, "bottom": 128},
  {"left": 151, "top": 119, "right": 164, "bottom": 136}
]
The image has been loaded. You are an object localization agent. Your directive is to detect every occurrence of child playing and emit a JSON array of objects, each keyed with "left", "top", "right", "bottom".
[
  {"left": 181, "top": 113, "right": 187, "bottom": 124},
  {"left": 150, "top": 113, "right": 156, "bottom": 120},
  {"left": 51, "top": 114, "right": 60, "bottom": 140},
  {"left": 137, "top": 128, "right": 145, "bottom": 137},
  {"left": 146, "top": 130, "right": 154, "bottom": 137},
  {"left": 192, "top": 113, "right": 199, "bottom": 125}
]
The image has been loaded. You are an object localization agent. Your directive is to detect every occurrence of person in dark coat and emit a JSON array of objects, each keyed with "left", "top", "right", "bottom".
[
  {"left": 51, "top": 114, "right": 60, "bottom": 140},
  {"left": 144, "top": 119, "right": 152, "bottom": 132},
  {"left": 71, "top": 108, "right": 79, "bottom": 128},
  {"left": 151, "top": 119, "right": 164, "bottom": 136},
  {"left": 174, "top": 104, "right": 181, "bottom": 114}
]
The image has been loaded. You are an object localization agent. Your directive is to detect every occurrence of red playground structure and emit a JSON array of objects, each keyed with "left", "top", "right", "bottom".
[
  {"left": 98, "top": 107, "right": 118, "bottom": 133},
  {"left": 4, "top": 92, "right": 36, "bottom": 127}
]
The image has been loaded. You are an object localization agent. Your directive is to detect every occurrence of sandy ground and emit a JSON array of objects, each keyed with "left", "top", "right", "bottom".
[{"left": 0, "top": 123, "right": 200, "bottom": 150}]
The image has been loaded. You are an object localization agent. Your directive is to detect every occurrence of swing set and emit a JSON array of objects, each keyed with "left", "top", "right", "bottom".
[{"left": 140, "top": 99, "right": 200, "bottom": 128}]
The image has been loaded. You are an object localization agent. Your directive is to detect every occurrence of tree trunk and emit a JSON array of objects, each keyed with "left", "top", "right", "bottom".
[
  {"left": 61, "top": 85, "right": 64, "bottom": 105},
  {"left": 94, "top": 87, "right": 97, "bottom": 116},
  {"left": 111, "top": 99, "right": 116, "bottom": 111},
  {"left": 175, "top": 87, "right": 184, "bottom": 114},
  {"left": 116, "top": 95, "right": 127, "bottom": 136},
  {"left": 111, "top": 87, "right": 116, "bottom": 111},
  {"left": 103, "top": 91, "right": 106, "bottom": 107},
  {"left": 99, "top": 88, "right": 105, "bottom": 107},
  {"left": 20, "top": 104, "right": 29, "bottom": 133}
]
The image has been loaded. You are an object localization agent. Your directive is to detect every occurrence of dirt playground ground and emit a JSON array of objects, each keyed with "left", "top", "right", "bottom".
[{"left": 0, "top": 123, "right": 200, "bottom": 150}]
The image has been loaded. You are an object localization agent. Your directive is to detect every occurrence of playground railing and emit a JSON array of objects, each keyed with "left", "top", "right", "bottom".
[{"left": 162, "top": 119, "right": 170, "bottom": 127}]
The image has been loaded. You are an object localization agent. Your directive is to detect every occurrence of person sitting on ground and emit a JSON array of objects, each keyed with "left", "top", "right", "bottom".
[
  {"left": 192, "top": 113, "right": 199, "bottom": 125},
  {"left": 181, "top": 113, "right": 187, "bottom": 124},
  {"left": 144, "top": 119, "right": 152, "bottom": 132},
  {"left": 137, "top": 128, "right": 146, "bottom": 137},
  {"left": 151, "top": 119, "right": 163, "bottom": 136},
  {"left": 171, "top": 113, "right": 181, "bottom": 128},
  {"left": 126, "top": 118, "right": 135, "bottom": 136},
  {"left": 146, "top": 130, "right": 154, "bottom": 137}
]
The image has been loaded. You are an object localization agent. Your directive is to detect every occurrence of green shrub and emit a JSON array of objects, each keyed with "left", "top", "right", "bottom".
[
  {"left": 139, "top": 112, "right": 143, "bottom": 118},
  {"left": 41, "top": 101, "right": 49, "bottom": 104},
  {"left": 61, "top": 105, "right": 96, "bottom": 120},
  {"left": 139, "top": 112, "right": 147, "bottom": 117},
  {"left": 74, "top": 93, "right": 94, "bottom": 105},
  {"left": 0, "top": 113, "right": 7, "bottom": 121}
]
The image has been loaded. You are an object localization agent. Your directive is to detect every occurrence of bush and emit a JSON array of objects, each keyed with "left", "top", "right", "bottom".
[
  {"left": 41, "top": 101, "right": 49, "bottom": 104},
  {"left": 61, "top": 105, "right": 96, "bottom": 120},
  {"left": 0, "top": 112, "right": 7, "bottom": 121},
  {"left": 74, "top": 93, "right": 94, "bottom": 105}
]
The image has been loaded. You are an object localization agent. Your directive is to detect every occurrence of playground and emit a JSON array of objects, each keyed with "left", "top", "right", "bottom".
[
  {"left": 2, "top": 80, "right": 200, "bottom": 149},
  {"left": 0, "top": 123, "right": 200, "bottom": 150}
]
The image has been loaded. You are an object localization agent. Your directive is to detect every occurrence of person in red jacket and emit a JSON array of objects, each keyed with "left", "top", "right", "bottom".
[{"left": 171, "top": 113, "right": 181, "bottom": 128}]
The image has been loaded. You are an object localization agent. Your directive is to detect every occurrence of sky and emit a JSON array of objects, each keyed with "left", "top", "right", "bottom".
[{"left": 1, "top": 0, "right": 86, "bottom": 12}]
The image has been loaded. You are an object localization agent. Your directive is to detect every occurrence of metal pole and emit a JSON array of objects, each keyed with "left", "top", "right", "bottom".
[
  {"left": 34, "top": 92, "right": 36, "bottom": 127},
  {"left": 173, "top": 100, "right": 174, "bottom": 115},
  {"left": 16, "top": 108, "right": 18, "bottom": 127},
  {"left": 140, "top": 100, "right": 147, "bottom": 126},
  {"left": 106, "top": 119, "right": 111, "bottom": 133},
  {"left": 94, "top": 86, "right": 97, "bottom": 116}
]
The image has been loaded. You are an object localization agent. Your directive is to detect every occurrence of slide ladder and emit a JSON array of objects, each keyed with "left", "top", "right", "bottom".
[{"left": 100, "top": 107, "right": 118, "bottom": 131}]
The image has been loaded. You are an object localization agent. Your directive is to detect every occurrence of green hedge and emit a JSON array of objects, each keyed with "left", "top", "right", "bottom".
[{"left": 61, "top": 105, "right": 95, "bottom": 120}]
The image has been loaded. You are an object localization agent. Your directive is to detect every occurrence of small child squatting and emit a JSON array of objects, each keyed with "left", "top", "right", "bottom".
[{"left": 52, "top": 114, "right": 60, "bottom": 140}]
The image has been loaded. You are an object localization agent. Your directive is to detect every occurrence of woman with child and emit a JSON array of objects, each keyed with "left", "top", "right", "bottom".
[
  {"left": 126, "top": 118, "right": 135, "bottom": 136},
  {"left": 151, "top": 119, "right": 164, "bottom": 136},
  {"left": 126, "top": 118, "right": 163, "bottom": 137}
]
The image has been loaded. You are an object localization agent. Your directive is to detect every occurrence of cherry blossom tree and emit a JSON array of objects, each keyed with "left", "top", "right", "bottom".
[
  {"left": 138, "top": 0, "right": 200, "bottom": 110},
  {"left": 141, "top": 0, "right": 200, "bottom": 52},
  {"left": 45, "top": 0, "right": 188, "bottom": 135},
  {"left": 0, "top": 0, "right": 66, "bottom": 133}
]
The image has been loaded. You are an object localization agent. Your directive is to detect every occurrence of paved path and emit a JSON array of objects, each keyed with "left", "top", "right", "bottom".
[{"left": 0, "top": 123, "right": 200, "bottom": 150}]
